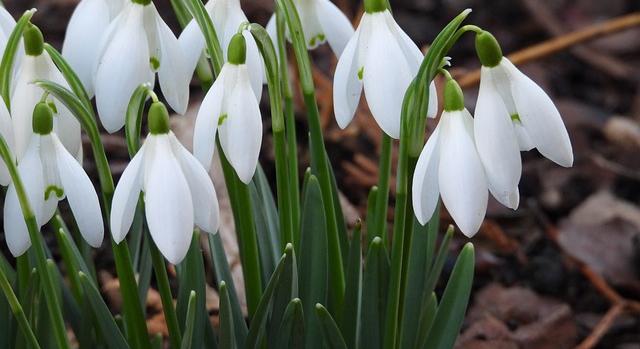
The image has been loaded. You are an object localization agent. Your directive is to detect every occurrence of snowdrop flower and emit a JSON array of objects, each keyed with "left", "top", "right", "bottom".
[
  {"left": 0, "top": 6, "right": 17, "bottom": 58},
  {"left": 111, "top": 102, "right": 220, "bottom": 264},
  {"left": 4, "top": 103, "right": 103, "bottom": 257},
  {"left": 266, "top": 0, "right": 354, "bottom": 56},
  {"left": 412, "top": 79, "right": 488, "bottom": 237},
  {"left": 94, "top": 0, "right": 190, "bottom": 133},
  {"left": 0, "top": 100, "right": 13, "bottom": 186},
  {"left": 12, "top": 24, "right": 82, "bottom": 161},
  {"left": 333, "top": 0, "right": 437, "bottom": 139},
  {"left": 63, "top": 0, "right": 125, "bottom": 96},
  {"left": 179, "top": 0, "right": 264, "bottom": 97},
  {"left": 193, "top": 34, "right": 262, "bottom": 184},
  {"left": 473, "top": 31, "right": 573, "bottom": 209}
]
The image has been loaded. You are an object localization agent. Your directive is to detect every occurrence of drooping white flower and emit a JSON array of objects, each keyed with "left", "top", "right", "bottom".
[
  {"left": 412, "top": 79, "right": 487, "bottom": 237},
  {"left": 94, "top": 0, "right": 190, "bottom": 133},
  {"left": 179, "top": 0, "right": 264, "bottom": 97},
  {"left": 333, "top": 0, "right": 437, "bottom": 139},
  {"left": 111, "top": 102, "right": 219, "bottom": 264},
  {"left": 473, "top": 31, "right": 573, "bottom": 209},
  {"left": 0, "top": 99, "right": 14, "bottom": 186},
  {"left": 0, "top": 6, "right": 17, "bottom": 59},
  {"left": 193, "top": 34, "right": 262, "bottom": 184},
  {"left": 11, "top": 24, "right": 82, "bottom": 162},
  {"left": 62, "top": 0, "right": 125, "bottom": 97},
  {"left": 3, "top": 103, "right": 103, "bottom": 257},
  {"left": 266, "top": 0, "right": 354, "bottom": 57}
]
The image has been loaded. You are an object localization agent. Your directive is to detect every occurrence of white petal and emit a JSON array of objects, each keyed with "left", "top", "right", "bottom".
[
  {"left": 411, "top": 124, "right": 441, "bottom": 225},
  {"left": 3, "top": 184, "right": 31, "bottom": 256},
  {"left": 95, "top": 5, "right": 154, "bottom": 133},
  {"left": 177, "top": 19, "right": 205, "bottom": 79},
  {"left": 243, "top": 30, "right": 264, "bottom": 100},
  {"left": 333, "top": 24, "right": 362, "bottom": 129},
  {"left": 143, "top": 135, "right": 194, "bottom": 264},
  {"left": 514, "top": 123, "right": 534, "bottom": 151},
  {"left": 362, "top": 13, "right": 413, "bottom": 139},
  {"left": 427, "top": 81, "right": 438, "bottom": 118},
  {"left": 38, "top": 135, "right": 61, "bottom": 224},
  {"left": 110, "top": 141, "right": 146, "bottom": 243},
  {"left": 153, "top": 10, "right": 190, "bottom": 115},
  {"left": 266, "top": 14, "right": 279, "bottom": 55},
  {"left": 474, "top": 67, "right": 521, "bottom": 209},
  {"left": 219, "top": 65, "right": 262, "bottom": 184},
  {"left": 505, "top": 60, "right": 573, "bottom": 167},
  {"left": 193, "top": 67, "right": 225, "bottom": 170},
  {"left": 297, "top": 0, "right": 325, "bottom": 49},
  {"left": 385, "top": 11, "right": 421, "bottom": 71},
  {"left": 0, "top": 99, "right": 14, "bottom": 185},
  {"left": 438, "top": 110, "right": 488, "bottom": 237},
  {"left": 62, "top": 0, "right": 111, "bottom": 97},
  {"left": 54, "top": 135, "right": 104, "bottom": 248},
  {"left": 170, "top": 133, "right": 219, "bottom": 233},
  {"left": 315, "top": 0, "right": 354, "bottom": 56}
]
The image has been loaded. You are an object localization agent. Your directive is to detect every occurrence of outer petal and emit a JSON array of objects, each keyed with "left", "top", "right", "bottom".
[
  {"left": 438, "top": 110, "right": 488, "bottom": 237},
  {"left": 333, "top": 24, "right": 362, "bottom": 129},
  {"left": 153, "top": 9, "right": 190, "bottom": 115},
  {"left": 110, "top": 141, "right": 146, "bottom": 243},
  {"left": 177, "top": 19, "right": 205, "bottom": 78},
  {"left": 219, "top": 65, "right": 262, "bottom": 184},
  {"left": 362, "top": 13, "right": 414, "bottom": 139},
  {"left": 54, "top": 135, "right": 104, "bottom": 248},
  {"left": 143, "top": 136, "right": 194, "bottom": 264},
  {"left": 4, "top": 184, "right": 32, "bottom": 256},
  {"left": 411, "top": 124, "right": 441, "bottom": 225},
  {"left": 193, "top": 67, "right": 225, "bottom": 170},
  {"left": 0, "top": 99, "right": 14, "bottom": 185},
  {"left": 315, "top": 0, "right": 354, "bottom": 56},
  {"left": 474, "top": 67, "right": 521, "bottom": 209},
  {"left": 243, "top": 30, "right": 264, "bottom": 100},
  {"left": 95, "top": 5, "right": 153, "bottom": 133},
  {"left": 266, "top": 15, "right": 279, "bottom": 55},
  {"left": 62, "top": 0, "right": 111, "bottom": 97},
  {"left": 170, "top": 133, "right": 219, "bottom": 233},
  {"left": 505, "top": 60, "right": 573, "bottom": 167}
]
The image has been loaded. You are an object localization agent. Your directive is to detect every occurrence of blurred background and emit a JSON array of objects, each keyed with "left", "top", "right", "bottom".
[{"left": 3, "top": 0, "right": 640, "bottom": 347}]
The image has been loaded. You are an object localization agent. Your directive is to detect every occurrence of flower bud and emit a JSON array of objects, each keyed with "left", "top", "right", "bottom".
[
  {"left": 364, "top": 0, "right": 387, "bottom": 13},
  {"left": 443, "top": 78, "right": 464, "bottom": 112},
  {"left": 33, "top": 102, "right": 54, "bottom": 135},
  {"left": 148, "top": 102, "right": 170, "bottom": 135},
  {"left": 24, "top": 23, "right": 44, "bottom": 56},
  {"left": 227, "top": 33, "right": 246, "bottom": 65},
  {"left": 475, "top": 31, "right": 503, "bottom": 68}
]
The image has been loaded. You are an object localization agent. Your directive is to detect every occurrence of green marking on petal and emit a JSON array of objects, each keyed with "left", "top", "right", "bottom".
[
  {"left": 510, "top": 113, "right": 521, "bottom": 122},
  {"left": 218, "top": 114, "right": 228, "bottom": 126},
  {"left": 308, "top": 33, "right": 326, "bottom": 47},
  {"left": 358, "top": 67, "right": 364, "bottom": 80},
  {"left": 318, "top": 33, "right": 325, "bottom": 42},
  {"left": 44, "top": 185, "right": 64, "bottom": 200},
  {"left": 150, "top": 57, "right": 160, "bottom": 71},
  {"left": 309, "top": 37, "right": 316, "bottom": 47}
]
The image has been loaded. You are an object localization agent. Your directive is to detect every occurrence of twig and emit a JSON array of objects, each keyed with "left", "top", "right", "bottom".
[
  {"left": 459, "top": 12, "right": 640, "bottom": 88},
  {"left": 574, "top": 304, "right": 625, "bottom": 349}
]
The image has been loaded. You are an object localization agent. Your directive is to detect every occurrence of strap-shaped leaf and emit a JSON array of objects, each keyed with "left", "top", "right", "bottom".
[
  {"left": 316, "top": 303, "right": 347, "bottom": 349},
  {"left": 360, "top": 237, "right": 390, "bottom": 349},
  {"left": 275, "top": 298, "right": 304, "bottom": 349},
  {"left": 340, "top": 222, "right": 362, "bottom": 349},
  {"left": 413, "top": 293, "right": 437, "bottom": 349},
  {"left": 422, "top": 243, "right": 475, "bottom": 349},
  {"left": 268, "top": 243, "right": 298, "bottom": 349},
  {"left": 218, "top": 282, "right": 236, "bottom": 349},
  {"left": 0, "top": 9, "right": 35, "bottom": 107},
  {"left": 179, "top": 291, "right": 197, "bottom": 349}
]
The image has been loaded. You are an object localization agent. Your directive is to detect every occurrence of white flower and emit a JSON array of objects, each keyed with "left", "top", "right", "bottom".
[
  {"left": 12, "top": 24, "right": 82, "bottom": 162},
  {"left": 94, "top": 1, "right": 190, "bottom": 133},
  {"left": 3, "top": 103, "right": 103, "bottom": 257},
  {"left": 62, "top": 0, "right": 124, "bottom": 97},
  {"left": 333, "top": 6, "right": 437, "bottom": 139},
  {"left": 0, "top": 99, "right": 14, "bottom": 186},
  {"left": 193, "top": 34, "right": 262, "bottom": 184},
  {"left": 473, "top": 32, "right": 573, "bottom": 209},
  {"left": 266, "top": 0, "right": 354, "bottom": 57},
  {"left": 111, "top": 102, "right": 219, "bottom": 264},
  {"left": 179, "top": 0, "right": 264, "bottom": 97},
  {"left": 412, "top": 80, "right": 487, "bottom": 238},
  {"left": 0, "top": 6, "right": 18, "bottom": 59}
]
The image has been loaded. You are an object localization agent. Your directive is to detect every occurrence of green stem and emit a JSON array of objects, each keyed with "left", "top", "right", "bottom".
[
  {"left": 0, "top": 137, "right": 70, "bottom": 349},
  {"left": 0, "top": 261, "right": 40, "bottom": 349},
  {"left": 149, "top": 235, "right": 182, "bottom": 349},
  {"left": 278, "top": 0, "right": 346, "bottom": 312},
  {"left": 374, "top": 134, "right": 392, "bottom": 245}
]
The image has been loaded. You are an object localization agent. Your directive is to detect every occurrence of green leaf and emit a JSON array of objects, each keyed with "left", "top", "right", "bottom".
[
  {"left": 413, "top": 293, "right": 437, "bottom": 349},
  {"left": 79, "top": 272, "right": 131, "bottom": 349},
  {"left": 268, "top": 243, "right": 298, "bottom": 349},
  {"left": 340, "top": 222, "right": 362, "bottom": 349},
  {"left": 246, "top": 246, "right": 291, "bottom": 349},
  {"left": 365, "top": 186, "right": 378, "bottom": 251},
  {"left": 360, "top": 237, "right": 390, "bottom": 349},
  {"left": 423, "top": 226, "right": 454, "bottom": 298},
  {"left": 253, "top": 166, "right": 281, "bottom": 264},
  {"left": 249, "top": 182, "right": 278, "bottom": 281},
  {"left": 218, "top": 282, "right": 235, "bottom": 349},
  {"left": 274, "top": 298, "right": 305, "bottom": 349},
  {"left": 125, "top": 84, "right": 152, "bottom": 156},
  {"left": 43, "top": 44, "right": 93, "bottom": 113},
  {"left": 299, "top": 175, "right": 328, "bottom": 349},
  {"left": 136, "top": 233, "right": 153, "bottom": 308},
  {"left": 0, "top": 9, "right": 35, "bottom": 107},
  {"left": 183, "top": 0, "right": 224, "bottom": 73},
  {"left": 422, "top": 243, "right": 475, "bottom": 349},
  {"left": 315, "top": 303, "right": 348, "bottom": 349},
  {"left": 208, "top": 234, "right": 247, "bottom": 348},
  {"left": 180, "top": 291, "right": 197, "bottom": 349}
]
